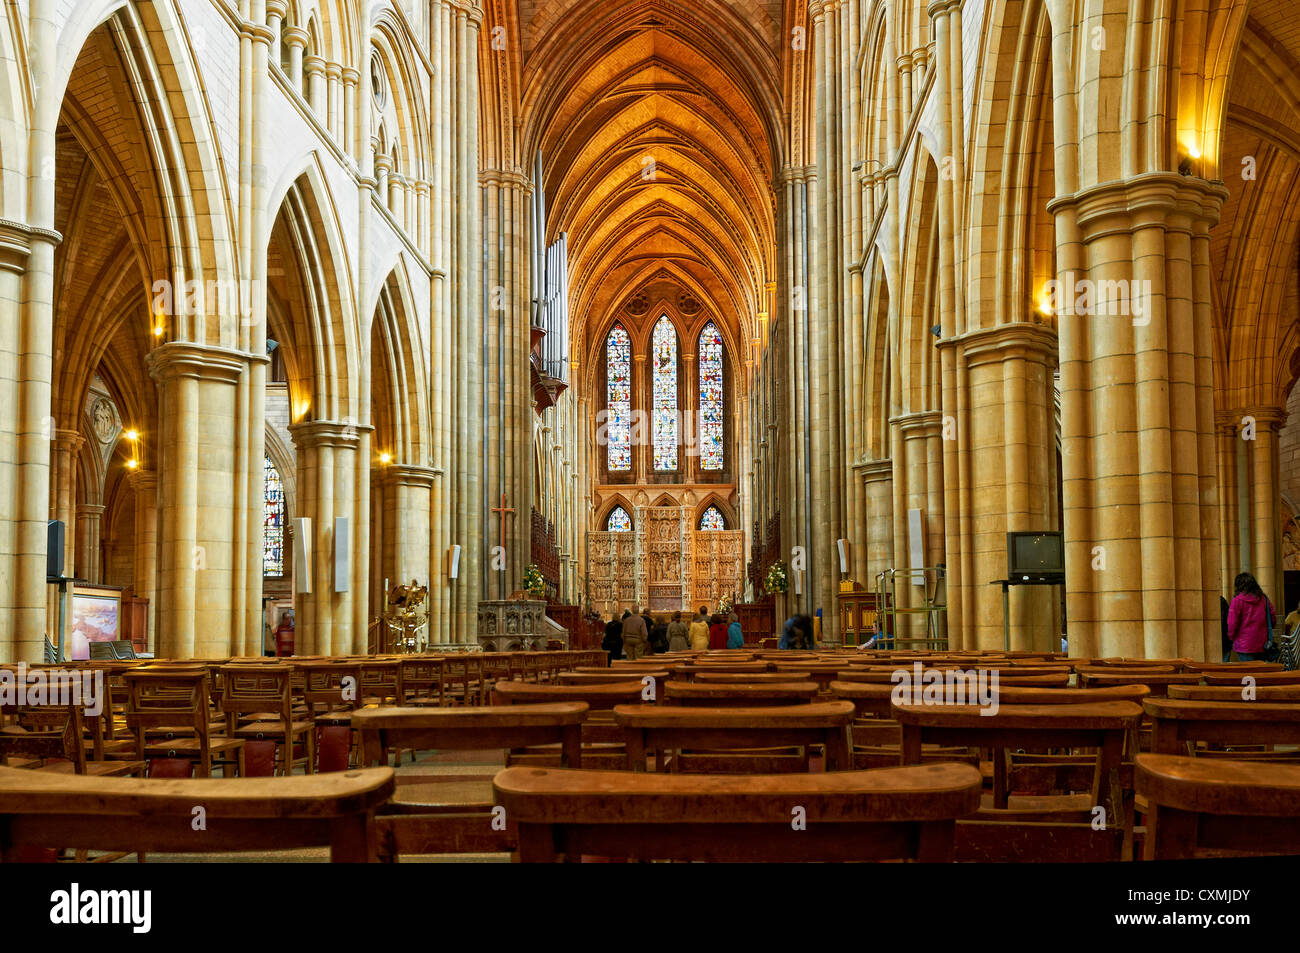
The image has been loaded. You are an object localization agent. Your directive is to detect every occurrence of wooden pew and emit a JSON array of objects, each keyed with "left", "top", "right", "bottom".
[
  {"left": 0, "top": 764, "right": 394, "bottom": 862},
  {"left": 1168, "top": 685, "right": 1300, "bottom": 702},
  {"left": 351, "top": 703, "right": 588, "bottom": 859},
  {"left": 1076, "top": 671, "right": 1201, "bottom": 695},
  {"left": 493, "top": 762, "right": 983, "bottom": 862},
  {"left": 1202, "top": 671, "right": 1300, "bottom": 686},
  {"left": 1137, "top": 753, "right": 1300, "bottom": 859},
  {"left": 613, "top": 700, "right": 854, "bottom": 773}
]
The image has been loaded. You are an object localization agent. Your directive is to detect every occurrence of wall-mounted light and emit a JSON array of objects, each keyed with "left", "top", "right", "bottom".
[
  {"left": 123, "top": 430, "right": 139, "bottom": 442},
  {"left": 378, "top": 452, "right": 392, "bottom": 465},
  {"left": 126, "top": 459, "right": 139, "bottom": 470}
]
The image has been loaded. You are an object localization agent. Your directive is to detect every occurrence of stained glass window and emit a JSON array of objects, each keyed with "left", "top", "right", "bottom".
[
  {"left": 699, "top": 321, "right": 724, "bottom": 471},
  {"left": 652, "top": 315, "right": 678, "bottom": 470},
  {"left": 606, "top": 324, "right": 632, "bottom": 470},
  {"left": 607, "top": 506, "right": 632, "bottom": 532},
  {"left": 699, "top": 505, "right": 726, "bottom": 531},
  {"left": 263, "top": 456, "right": 285, "bottom": 576}
]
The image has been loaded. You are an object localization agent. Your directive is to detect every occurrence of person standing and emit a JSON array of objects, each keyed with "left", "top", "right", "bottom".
[
  {"left": 726, "top": 612, "right": 744, "bottom": 649},
  {"left": 1227, "top": 572, "right": 1275, "bottom": 661},
  {"left": 622, "top": 607, "right": 648, "bottom": 660},
  {"left": 649, "top": 615, "right": 669, "bottom": 654},
  {"left": 708, "top": 614, "right": 728, "bottom": 650},
  {"left": 602, "top": 611, "right": 624, "bottom": 663},
  {"left": 667, "top": 611, "right": 690, "bottom": 651},
  {"left": 688, "top": 607, "right": 710, "bottom": 651}
]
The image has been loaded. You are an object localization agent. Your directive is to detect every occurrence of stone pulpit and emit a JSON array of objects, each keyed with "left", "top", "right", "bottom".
[{"left": 477, "top": 599, "right": 560, "bottom": 651}]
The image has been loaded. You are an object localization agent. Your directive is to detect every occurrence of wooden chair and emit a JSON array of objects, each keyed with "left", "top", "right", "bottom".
[
  {"left": 893, "top": 700, "right": 1143, "bottom": 861},
  {"left": 493, "top": 761, "right": 983, "bottom": 861},
  {"left": 1202, "top": 670, "right": 1300, "bottom": 686},
  {"left": 123, "top": 669, "right": 245, "bottom": 778},
  {"left": 0, "top": 763, "right": 393, "bottom": 861},
  {"left": 351, "top": 703, "right": 587, "bottom": 859},
  {"left": 218, "top": 664, "right": 315, "bottom": 775},
  {"left": 360, "top": 660, "right": 402, "bottom": 705},
  {"left": 398, "top": 657, "right": 446, "bottom": 705},
  {"left": 1144, "top": 697, "right": 1300, "bottom": 758},
  {"left": 613, "top": 700, "right": 854, "bottom": 773},
  {"left": 493, "top": 680, "right": 646, "bottom": 768},
  {"left": 1137, "top": 753, "right": 1300, "bottom": 859}
]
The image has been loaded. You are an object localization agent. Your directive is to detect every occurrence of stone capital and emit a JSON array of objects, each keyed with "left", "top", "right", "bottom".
[
  {"left": 282, "top": 25, "right": 310, "bottom": 50},
  {"left": 53, "top": 428, "right": 86, "bottom": 455},
  {"left": 479, "top": 167, "right": 531, "bottom": 191},
  {"left": 891, "top": 410, "right": 944, "bottom": 438},
  {"left": 238, "top": 19, "right": 275, "bottom": 45},
  {"left": 855, "top": 458, "right": 893, "bottom": 482},
  {"left": 127, "top": 468, "right": 158, "bottom": 493},
  {"left": 1221, "top": 405, "right": 1287, "bottom": 433},
  {"left": 376, "top": 463, "right": 439, "bottom": 488},
  {"left": 146, "top": 341, "right": 260, "bottom": 385},
  {"left": 288, "top": 418, "right": 371, "bottom": 450},
  {"left": 265, "top": 0, "right": 289, "bottom": 20},
  {"left": 303, "top": 54, "right": 327, "bottom": 77},
  {"left": 946, "top": 320, "right": 1058, "bottom": 368},
  {"left": 76, "top": 503, "right": 105, "bottom": 520},
  {"left": 1047, "top": 172, "right": 1228, "bottom": 242},
  {"left": 0, "top": 218, "right": 62, "bottom": 272},
  {"left": 927, "top": 0, "right": 963, "bottom": 19},
  {"left": 341, "top": 66, "right": 361, "bottom": 87}
]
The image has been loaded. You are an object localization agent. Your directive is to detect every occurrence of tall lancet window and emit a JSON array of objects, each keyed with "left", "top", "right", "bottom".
[
  {"left": 698, "top": 321, "right": 725, "bottom": 470},
  {"left": 606, "top": 324, "right": 632, "bottom": 470},
  {"left": 652, "top": 315, "right": 678, "bottom": 470},
  {"left": 263, "top": 456, "right": 285, "bottom": 576}
]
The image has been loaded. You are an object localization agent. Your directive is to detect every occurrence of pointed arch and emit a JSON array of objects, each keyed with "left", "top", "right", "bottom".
[
  {"left": 370, "top": 263, "right": 429, "bottom": 465},
  {"left": 697, "top": 320, "right": 725, "bottom": 471},
  {"left": 604, "top": 322, "right": 633, "bottom": 471},
  {"left": 651, "top": 314, "right": 679, "bottom": 471}
]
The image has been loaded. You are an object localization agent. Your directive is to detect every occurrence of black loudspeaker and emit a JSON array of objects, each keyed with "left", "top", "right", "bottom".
[{"left": 47, "top": 520, "right": 65, "bottom": 581}]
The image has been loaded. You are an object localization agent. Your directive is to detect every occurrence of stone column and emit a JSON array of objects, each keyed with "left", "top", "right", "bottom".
[
  {"left": 379, "top": 463, "right": 436, "bottom": 595},
  {"left": 288, "top": 419, "right": 367, "bottom": 655},
  {"left": 304, "top": 54, "right": 327, "bottom": 119},
  {"left": 49, "top": 429, "right": 84, "bottom": 580},
  {"left": 341, "top": 67, "right": 360, "bottom": 160},
  {"left": 325, "top": 61, "right": 343, "bottom": 142},
  {"left": 1214, "top": 411, "right": 1242, "bottom": 595},
  {"left": 947, "top": 323, "right": 1059, "bottom": 650},
  {"left": 1219, "top": 406, "right": 1286, "bottom": 605},
  {"left": 146, "top": 343, "right": 253, "bottom": 659},
  {"left": 283, "top": 26, "right": 308, "bottom": 92},
  {"left": 128, "top": 468, "right": 158, "bottom": 652},
  {"left": 1049, "top": 173, "right": 1227, "bottom": 659},
  {"left": 75, "top": 503, "right": 104, "bottom": 584}
]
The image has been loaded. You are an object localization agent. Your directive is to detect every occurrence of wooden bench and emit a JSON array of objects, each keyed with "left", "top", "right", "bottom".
[
  {"left": 1137, "top": 753, "right": 1300, "bottom": 859},
  {"left": 1076, "top": 671, "right": 1201, "bottom": 695},
  {"left": 1202, "top": 670, "right": 1300, "bottom": 686},
  {"left": 0, "top": 763, "right": 394, "bottom": 861},
  {"left": 1168, "top": 684, "right": 1300, "bottom": 702},
  {"left": 613, "top": 700, "right": 854, "bottom": 773},
  {"left": 351, "top": 703, "right": 588, "bottom": 859},
  {"left": 492, "top": 761, "right": 983, "bottom": 861}
]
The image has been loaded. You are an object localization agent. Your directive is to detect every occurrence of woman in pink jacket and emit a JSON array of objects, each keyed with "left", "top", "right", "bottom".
[{"left": 1227, "top": 572, "right": 1275, "bottom": 661}]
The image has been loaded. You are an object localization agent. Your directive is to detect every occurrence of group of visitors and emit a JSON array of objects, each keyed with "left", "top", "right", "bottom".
[{"left": 601, "top": 605, "right": 744, "bottom": 661}]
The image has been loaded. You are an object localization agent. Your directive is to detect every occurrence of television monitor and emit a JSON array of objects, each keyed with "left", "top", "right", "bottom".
[{"left": 1006, "top": 531, "right": 1064, "bottom": 578}]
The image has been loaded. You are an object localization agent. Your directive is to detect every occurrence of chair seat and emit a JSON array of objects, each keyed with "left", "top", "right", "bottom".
[
  {"left": 314, "top": 711, "right": 355, "bottom": 727},
  {"left": 234, "top": 720, "right": 315, "bottom": 738},
  {"left": 142, "top": 736, "right": 244, "bottom": 757},
  {"left": 37, "top": 760, "right": 147, "bottom": 778}
]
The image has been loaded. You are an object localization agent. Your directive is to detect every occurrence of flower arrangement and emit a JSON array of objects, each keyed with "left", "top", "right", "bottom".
[
  {"left": 764, "top": 560, "right": 789, "bottom": 595},
  {"left": 716, "top": 594, "right": 733, "bottom": 616},
  {"left": 523, "top": 563, "right": 547, "bottom": 597}
]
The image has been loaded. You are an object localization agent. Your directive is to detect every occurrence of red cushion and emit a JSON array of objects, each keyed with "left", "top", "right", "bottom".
[
  {"left": 243, "top": 739, "right": 278, "bottom": 776},
  {"left": 148, "top": 758, "right": 193, "bottom": 779},
  {"left": 316, "top": 725, "right": 351, "bottom": 772}
]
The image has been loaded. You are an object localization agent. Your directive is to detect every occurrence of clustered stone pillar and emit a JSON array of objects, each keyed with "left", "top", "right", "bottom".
[
  {"left": 479, "top": 168, "right": 533, "bottom": 602},
  {"left": 1216, "top": 406, "right": 1286, "bottom": 609},
  {"left": 288, "top": 419, "right": 368, "bottom": 656},
  {"left": 1050, "top": 173, "right": 1227, "bottom": 659},
  {"left": 146, "top": 343, "right": 253, "bottom": 659},
  {"left": 75, "top": 503, "right": 104, "bottom": 584},
  {"left": 947, "top": 323, "right": 1060, "bottom": 650},
  {"left": 128, "top": 468, "right": 158, "bottom": 653}
]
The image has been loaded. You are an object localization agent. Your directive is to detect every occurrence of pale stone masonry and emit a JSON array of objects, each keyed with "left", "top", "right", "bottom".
[{"left": 0, "top": 0, "right": 1296, "bottom": 661}]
